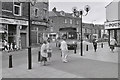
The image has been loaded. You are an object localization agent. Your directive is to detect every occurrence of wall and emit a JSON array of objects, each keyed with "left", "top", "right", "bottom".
[{"left": 106, "top": 1, "right": 118, "bottom": 21}]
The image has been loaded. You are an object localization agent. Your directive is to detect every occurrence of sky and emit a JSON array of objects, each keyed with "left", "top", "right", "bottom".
[{"left": 49, "top": 0, "right": 114, "bottom": 24}]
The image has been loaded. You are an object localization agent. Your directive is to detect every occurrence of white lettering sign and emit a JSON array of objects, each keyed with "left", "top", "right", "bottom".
[
  {"left": 32, "top": 21, "right": 47, "bottom": 26},
  {"left": 0, "top": 18, "right": 28, "bottom": 25},
  {"left": 105, "top": 21, "right": 120, "bottom": 29}
]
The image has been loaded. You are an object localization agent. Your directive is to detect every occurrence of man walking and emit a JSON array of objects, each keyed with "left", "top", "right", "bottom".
[
  {"left": 60, "top": 35, "right": 69, "bottom": 63},
  {"left": 93, "top": 39, "right": 97, "bottom": 52}
]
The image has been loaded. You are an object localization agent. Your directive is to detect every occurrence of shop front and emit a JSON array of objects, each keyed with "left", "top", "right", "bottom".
[
  {"left": 105, "top": 20, "right": 120, "bottom": 47},
  {"left": 31, "top": 20, "right": 48, "bottom": 45},
  {"left": 0, "top": 17, "right": 28, "bottom": 49}
]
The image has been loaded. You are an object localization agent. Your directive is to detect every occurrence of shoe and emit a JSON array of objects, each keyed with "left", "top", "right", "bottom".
[
  {"left": 63, "top": 60, "right": 68, "bottom": 63},
  {"left": 43, "top": 64, "right": 46, "bottom": 66}
]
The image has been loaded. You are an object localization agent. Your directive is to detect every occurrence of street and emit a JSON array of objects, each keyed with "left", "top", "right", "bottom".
[{"left": 2, "top": 41, "right": 119, "bottom": 78}]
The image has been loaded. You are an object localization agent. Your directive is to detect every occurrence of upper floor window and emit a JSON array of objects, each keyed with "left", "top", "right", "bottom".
[
  {"left": 34, "top": 8, "right": 39, "bottom": 17},
  {"left": 64, "top": 19, "right": 67, "bottom": 23},
  {"left": 70, "top": 19, "right": 72, "bottom": 24},
  {"left": 13, "top": 2, "right": 22, "bottom": 16},
  {"left": 43, "top": 8, "right": 47, "bottom": 15},
  {"left": 76, "top": 21, "right": 79, "bottom": 25},
  {"left": 85, "top": 29, "right": 87, "bottom": 33}
]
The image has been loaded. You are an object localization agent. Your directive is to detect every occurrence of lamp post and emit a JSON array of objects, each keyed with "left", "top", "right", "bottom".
[
  {"left": 18, "top": 0, "right": 36, "bottom": 69},
  {"left": 73, "top": 5, "right": 90, "bottom": 56}
]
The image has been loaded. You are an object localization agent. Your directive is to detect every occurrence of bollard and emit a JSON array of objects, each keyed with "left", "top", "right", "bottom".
[
  {"left": 56, "top": 42, "right": 57, "bottom": 47},
  {"left": 9, "top": 54, "right": 13, "bottom": 68},
  {"left": 38, "top": 51, "right": 41, "bottom": 62},
  {"left": 86, "top": 45, "right": 88, "bottom": 51},
  {"left": 74, "top": 47, "right": 76, "bottom": 54},
  {"left": 101, "top": 43, "right": 103, "bottom": 48}
]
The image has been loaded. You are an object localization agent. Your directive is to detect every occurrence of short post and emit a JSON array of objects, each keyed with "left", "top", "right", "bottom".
[
  {"left": 38, "top": 51, "right": 41, "bottom": 62},
  {"left": 74, "top": 47, "right": 76, "bottom": 54},
  {"left": 86, "top": 45, "right": 88, "bottom": 51},
  {"left": 9, "top": 54, "right": 13, "bottom": 68},
  {"left": 56, "top": 42, "right": 57, "bottom": 47},
  {"left": 101, "top": 43, "right": 103, "bottom": 48}
]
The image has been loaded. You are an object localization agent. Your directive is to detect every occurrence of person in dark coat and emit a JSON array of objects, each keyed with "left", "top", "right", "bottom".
[{"left": 93, "top": 39, "right": 97, "bottom": 52}]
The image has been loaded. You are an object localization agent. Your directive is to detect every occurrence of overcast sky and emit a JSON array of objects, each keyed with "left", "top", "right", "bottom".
[{"left": 49, "top": 0, "right": 114, "bottom": 24}]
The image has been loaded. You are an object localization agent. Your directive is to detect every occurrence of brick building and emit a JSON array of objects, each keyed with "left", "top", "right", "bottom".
[
  {"left": 30, "top": 1, "right": 49, "bottom": 45},
  {"left": 49, "top": 7, "right": 104, "bottom": 42},
  {"left": 0, "top": 0, "right": 49, "bottom": 49}
]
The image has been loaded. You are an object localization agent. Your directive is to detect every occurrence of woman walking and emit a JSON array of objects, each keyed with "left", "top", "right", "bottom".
[{"left": 41, "top": 41, "right": 48, "bottom": 66}]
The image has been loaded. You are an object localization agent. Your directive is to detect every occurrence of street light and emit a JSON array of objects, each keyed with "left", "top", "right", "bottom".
[
  {"left": 18, "top": 0, "right": 36, "bottom": 69},
  {"left": 73, "top": 5, "right": 90, "bottom": 56}
]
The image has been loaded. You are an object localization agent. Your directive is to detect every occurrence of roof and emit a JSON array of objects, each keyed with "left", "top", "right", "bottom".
[
  {"left": 49, "top": 11, "right": 74, "bottom": 18},
  {"left": 105, "top": 0, "right": 120, "bottom": 8}
]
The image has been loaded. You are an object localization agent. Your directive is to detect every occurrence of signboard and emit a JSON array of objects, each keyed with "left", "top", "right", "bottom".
[
  {"left": 0, "top": 18, "right": 28, "bottom": 26},
  {"left": 105, "top": 21, "right": 120, "bottom": 29},
  {"left": 32, "top": 21, "right": 47, "bottom": 26}
]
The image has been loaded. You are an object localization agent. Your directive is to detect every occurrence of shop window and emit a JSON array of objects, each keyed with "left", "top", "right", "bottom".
[
  {"left": 64, "top": 19, "right": 67, "bottom": 23},
  {"left": 13, "top": 2, "right": 22, "bottom": 16}
]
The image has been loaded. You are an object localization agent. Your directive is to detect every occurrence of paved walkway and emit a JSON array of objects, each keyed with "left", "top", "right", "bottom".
[
  {"left": 75, "top": 42, "right": 118, "bottom": 63},
  {"left": 2, "top": 42, "right": 119, "bottom": 78}
]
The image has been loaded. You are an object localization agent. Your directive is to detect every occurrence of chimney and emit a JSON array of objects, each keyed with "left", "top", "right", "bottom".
[{"left": 52, "top": 7, "right": 56, "bottom": 12}]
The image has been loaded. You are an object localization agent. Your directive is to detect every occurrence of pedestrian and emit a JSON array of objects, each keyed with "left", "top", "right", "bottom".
[
  {"left": 10, "top": 43, "right": 13, "bottom": 51},
  {"left": 60, "top": 35, "right": 69, "bottom": 63},
  {"left": 93, "top": 39, "right": 97, "bottom": 52},
  {"left": 3, "top": 40, "right": 8, "bottom": 51},
  {"left": 110, "top": 37, "right": 117, "bottom": 52},
  {"left": 40, "top": 41, "right": 48, "bottom": 66},
  {"left": 46, "top": 38, "right": 52, "bottom": 61}
]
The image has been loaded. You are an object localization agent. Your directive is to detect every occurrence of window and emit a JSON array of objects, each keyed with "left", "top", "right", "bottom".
[
  {"left": 13, "top": 2, "right": 22, "bottom": 16},
  {"left": 85, "top": 29, "right": 87, "bottom": 33},
  {"left": 70, "top": 19, "right": 72, "bottom": 24},
  {"left": 64, "top": 19, "right": 67, "bottom": 23},
  {"left": 76, "top": 21, "right": 79, "bottom": 25},
  {"left": 43, "top": 8, "right": 47, "bottom": 15},
  {"left": 34, "top": 8, "right": 39, "bottom": 17}
]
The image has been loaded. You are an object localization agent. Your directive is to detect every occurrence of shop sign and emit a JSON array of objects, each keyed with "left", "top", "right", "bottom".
[
  {"left": 105, "top": 21, "right": 120, "bottom": 29},
  {"left": 0, "top": 18, "right": 28, "bottom": 25},
  {"left": 32, "top": 21, "right": 47, "bottom": 26}
]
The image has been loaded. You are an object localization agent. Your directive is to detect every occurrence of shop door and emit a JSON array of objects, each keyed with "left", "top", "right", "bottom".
[{"left": 21, "top": 33, "right": 27, "bottom": 49}]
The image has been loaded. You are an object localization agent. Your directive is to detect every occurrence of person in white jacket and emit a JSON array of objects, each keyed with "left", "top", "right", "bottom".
[
  {"left": 110, "top": 37, "right": 117, "bottom": 52},
  {"left": 60, "top": 36, "right": 69, "bottom": 63},
  {"left": 41, "top": 41, "right": 48, "bottom": 66}
]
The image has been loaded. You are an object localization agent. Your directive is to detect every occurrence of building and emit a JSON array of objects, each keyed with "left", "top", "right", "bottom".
[
  {"left": 49, "top": 7, "right": 104, "bottom": 42},
  {"left": 105, "top": 0, "right": 120, "bottom": 47},
  {"left": 0, "top": 2, "right": 28, "bottom": 49},
  {"left": 30, "top": 1, "right": 49, "bottom": 45},
  {"left": 0, "top": 1, "right": 49, "bottom": 49}
]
